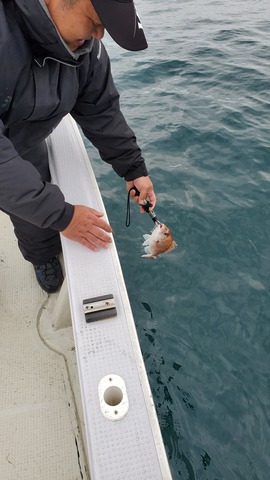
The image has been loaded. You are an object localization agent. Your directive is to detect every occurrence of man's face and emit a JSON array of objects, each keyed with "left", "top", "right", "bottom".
[{"left": 46, "top": 0, "right": 104, "bottom": 51}]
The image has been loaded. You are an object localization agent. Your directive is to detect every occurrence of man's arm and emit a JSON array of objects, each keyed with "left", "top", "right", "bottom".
[
  {"left": 71, "top": 40, "right": 151, "bottom": 184},
  {"left": 0, "top": 120, "right": 74, "bottom": 230}
]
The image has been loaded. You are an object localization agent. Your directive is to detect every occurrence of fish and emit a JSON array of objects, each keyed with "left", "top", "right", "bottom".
[{"left": 142, "top": 223, "right": 177, "bottom": 259}]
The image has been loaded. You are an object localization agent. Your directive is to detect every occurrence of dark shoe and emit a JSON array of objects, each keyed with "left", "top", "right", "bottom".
[{"left": 34, "top": 256, "right": 63, "bottom": 293}]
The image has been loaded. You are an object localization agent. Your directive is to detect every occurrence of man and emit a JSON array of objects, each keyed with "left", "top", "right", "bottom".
[{"left": 0, "top": 0, "right": 156, "bottom": 292}]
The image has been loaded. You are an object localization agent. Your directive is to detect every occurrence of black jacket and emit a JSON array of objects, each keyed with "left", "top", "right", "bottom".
[{"left": 0, "top": 0, "right": 148, "bottom": 230}]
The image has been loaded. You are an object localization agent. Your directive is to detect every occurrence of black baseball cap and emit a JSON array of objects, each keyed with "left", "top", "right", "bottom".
[{"left": 91, "top": 0, "right": 148, "bottom": 51}]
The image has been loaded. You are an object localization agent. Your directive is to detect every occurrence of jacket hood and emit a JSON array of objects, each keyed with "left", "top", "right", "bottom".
[{"left": 13, "top": 0, "right": 93, "bottom": 65}]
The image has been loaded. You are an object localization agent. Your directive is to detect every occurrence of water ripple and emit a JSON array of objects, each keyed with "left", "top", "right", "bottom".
[{"left": 89, "top": 1, "right": 270, "bottom": 478}]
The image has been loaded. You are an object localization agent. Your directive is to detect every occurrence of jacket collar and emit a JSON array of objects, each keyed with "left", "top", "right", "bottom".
[{"left": 13, "top": 0, "right": 93, "bottom": 65}]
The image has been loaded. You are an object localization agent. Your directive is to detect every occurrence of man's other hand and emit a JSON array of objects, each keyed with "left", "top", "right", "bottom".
[{"left": 61, "top": 205, "right": 112, "bottom": 251}]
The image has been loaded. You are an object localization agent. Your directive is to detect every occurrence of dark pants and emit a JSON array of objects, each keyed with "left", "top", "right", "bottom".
[{"left": 3, "top": 141, "right": 62, "bottom": 265}]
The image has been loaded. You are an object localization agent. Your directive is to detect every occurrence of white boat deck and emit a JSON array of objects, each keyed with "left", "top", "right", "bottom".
[
  {"left": 0, "top": 212, "right": 89, "bottom": 479},
  {"left": 0, "top": 116, "right": 172, "bottom": 479}
]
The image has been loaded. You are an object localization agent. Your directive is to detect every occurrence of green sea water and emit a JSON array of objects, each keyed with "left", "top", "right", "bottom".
[{"left": 86, "top": 1, "right": 270, "bottom": 478}]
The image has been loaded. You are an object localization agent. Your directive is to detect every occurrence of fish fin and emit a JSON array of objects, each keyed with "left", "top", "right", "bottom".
[
  {"left": 142, "top": 234, "right": 150, "bottom": 242},
  {"left": 164, "top": 241, "right": 178, "bottom": 254},
  {"left": 142, "top": 234, "right": 151, "bottom": 247},
  {"left": 143, "top": 246, "right": 151, "bottom": 254},
  {"left": 142, "top": 253, "right": 156, "bottom": 259}
]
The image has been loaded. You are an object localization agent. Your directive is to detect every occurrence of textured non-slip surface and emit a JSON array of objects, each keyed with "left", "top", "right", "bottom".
[{"left": 47, "top": 115, "right": 172, "bottom": 479}]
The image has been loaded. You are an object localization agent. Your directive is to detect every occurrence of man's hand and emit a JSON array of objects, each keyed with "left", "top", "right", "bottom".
[
  {"left": 61, "top": 205, "right": 112, "bottom": 251},
  {"left": 126, "top": 176, "right": 156, "bottom": 213}
]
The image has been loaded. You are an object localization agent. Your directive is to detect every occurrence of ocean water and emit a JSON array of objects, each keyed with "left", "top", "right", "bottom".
[{"left": 85, "top": 1, "right": 270, "bottom": 478}]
